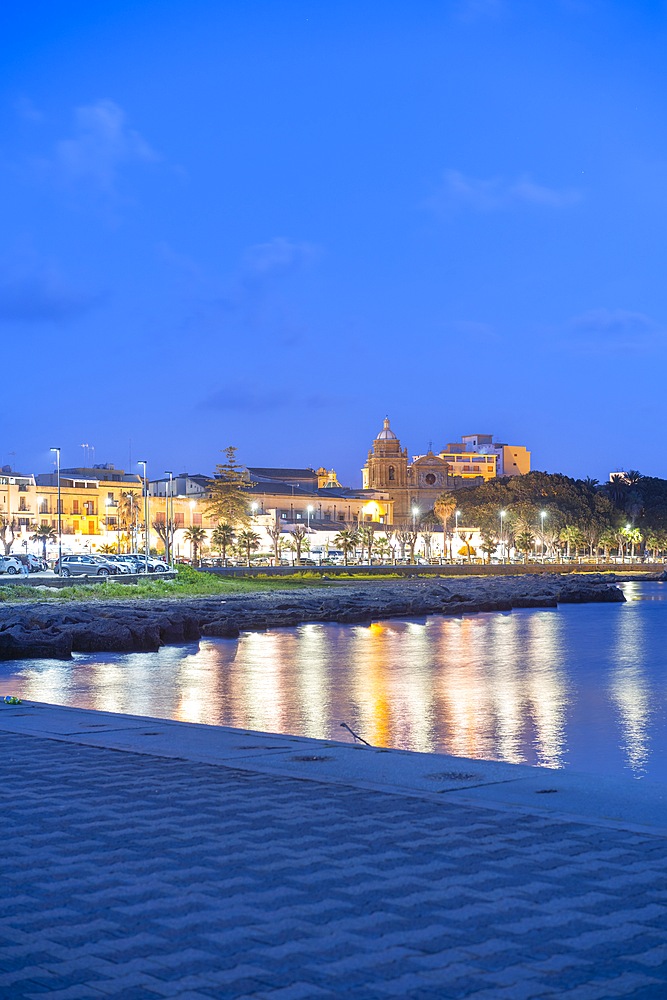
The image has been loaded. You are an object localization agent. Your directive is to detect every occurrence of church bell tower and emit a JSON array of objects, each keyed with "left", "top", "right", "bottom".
[{"left": 362, "top": 417, "right": 408, "bottom": 490}]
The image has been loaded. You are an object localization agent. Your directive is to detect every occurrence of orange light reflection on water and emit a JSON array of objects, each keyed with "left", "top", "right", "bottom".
[{"left": 7, "top": 591, "right": 662, "bottom": 777}]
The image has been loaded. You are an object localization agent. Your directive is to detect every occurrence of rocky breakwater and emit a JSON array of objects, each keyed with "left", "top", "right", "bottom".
[{"left": 0, "top": 574, "right": 625, "bottom": 661}]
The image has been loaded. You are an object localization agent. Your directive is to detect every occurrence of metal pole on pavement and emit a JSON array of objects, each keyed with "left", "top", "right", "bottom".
[
  {"left": 50, "top": 448, "right": 61, "bottom": 574},
  {"left": 138, "top": 461, "right": 149, "bottom": 574}
]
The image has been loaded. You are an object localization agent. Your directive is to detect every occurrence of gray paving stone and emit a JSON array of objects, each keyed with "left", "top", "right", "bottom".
[{"left": 1, "top": 729, "right": 667, "bottom": 999}]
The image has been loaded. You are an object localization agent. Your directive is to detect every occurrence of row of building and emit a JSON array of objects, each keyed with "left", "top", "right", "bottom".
[{"left": 1, "top": 420, "right": 530, "bottom": 558}]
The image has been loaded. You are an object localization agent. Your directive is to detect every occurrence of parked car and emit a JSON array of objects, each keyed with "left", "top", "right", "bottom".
[
  {"left": 125, "top": 555, "right": 169, "bottom": 573},
  {"left": 145, "top": 557, "right": 169, "bottom": 573},
  {"left": 113, "top": 555, "right": 146, "bottom": 573},
  {"left": 11, "top": 553, "right": 43, "bottom": 573},
  {"left": 54, "top": 554, "right": 120, "bottom": 577},
  {"left": 0, "top": 556, "right": 22, "bottom": 575},
  {"left": 96, "top": 555, "right": 131, "bottom": 574}
]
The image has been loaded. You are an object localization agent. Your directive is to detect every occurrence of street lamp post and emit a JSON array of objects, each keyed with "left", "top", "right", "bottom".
[
  {"left": 306, "top": 504, "right": 313, "bottom": 532},
  {"left": 138, "top": 461, "right": 149, "bottom": 574},
  {"left": 104, "top": 497, "right": 112, "bottom": 541},
  {"left": 164, "top": 471, "right": 173, "bottom": 566},
  {"left": 50, "top": 447, "right": 61, "bottom": 574},
  {"left": 411, "top": 505, "right": 419, "bottom": 564},
  {"left": 499, "top": 510, "right": 506, "bottom": 564},
  {"left": 129, "top": 492, "right": 135, "bottom": 553},
  {"left": 540, "top": 510, "right": 547, "bottom": 562}
]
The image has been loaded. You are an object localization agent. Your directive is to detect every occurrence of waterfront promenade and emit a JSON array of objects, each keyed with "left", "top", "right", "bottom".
[{"left": 1, "top": 703, "right": 666, "bottom": 999}]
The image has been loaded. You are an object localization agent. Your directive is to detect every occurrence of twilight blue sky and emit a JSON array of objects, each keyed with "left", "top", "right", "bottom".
[{"left": 3, "top": 0, "right": 667, "bottom": 485}]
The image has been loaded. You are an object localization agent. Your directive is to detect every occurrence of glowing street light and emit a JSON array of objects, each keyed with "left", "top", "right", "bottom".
[
  {"left": 50, "top": 447, "right": 61, "bottom": 574},
  {"left": 455, "top": 509, "right": 461, "bottom": 531},
  {"left": 250, "top": 501, "right": 258, "bottom": 517},
  {"left": 540, "top": 510, "right": 547, "bottom": 562},
  {"left": 306, "top": 504, "right": 314, "bottom": 531},
  {"left": 412, "top": 505, "right": 419, "bottom": 531},
  {"left": 499, "top": 509, "right": 506, "bottom": 564}
]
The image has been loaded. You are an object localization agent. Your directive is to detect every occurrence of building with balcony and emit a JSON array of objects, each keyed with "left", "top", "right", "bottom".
[{"left": 442, "top": 434, "right": 530, "bottom": 478}]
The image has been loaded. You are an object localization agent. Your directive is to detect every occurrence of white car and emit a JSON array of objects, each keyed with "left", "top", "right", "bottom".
[
  {"left": 97, "top": 555, "right": 131, "bottom": 574},
  {"left": 0, "top": 556, "right": 22, "bottom": 575},
  {"left": 121, "top": 555, "right": 169, "bottom": 573}
]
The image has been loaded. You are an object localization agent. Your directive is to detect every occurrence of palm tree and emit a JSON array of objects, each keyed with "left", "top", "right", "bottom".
[
  {"left": 289, "top": 525, "right": 308, "bottom": 566},
  {"left": 334, "top": 528, "right": 359, "bottom": 567},
  {"left": 373, "top": 537, "right": 391, "bottom": 564},
  {"left": 515, "top": 529, "right": 535, "bottom": 564},
  {"left": 359, "top": 523, "right": 375, "bottom": 564},
  {"left": 31, "top": 524, "right": 56, "bottom": 560},
  {"left": 434, "top": 493, "right": 456, "bottom": 561},
  {"left": 560, "top": 524, "right": 585, "bottom": 560},
  {"left": 211, "top": 523, "right": 235, "bottom": 565},
  {"left": 183, "top": 525, "right": 207, "bottom": 566},
  {"left": 118, "top": 491, "right": 140, "bottom": 549},
  {"left": 479, "top": 528, "right": 498, "bottom": 564},
  {"left": 237, "top": 528, "right": 260, "bottom": 566}
]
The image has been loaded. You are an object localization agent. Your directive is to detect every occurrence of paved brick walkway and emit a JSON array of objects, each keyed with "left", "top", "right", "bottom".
[{"left": 1, "top": 729, "right": 667, "bottom": 999}]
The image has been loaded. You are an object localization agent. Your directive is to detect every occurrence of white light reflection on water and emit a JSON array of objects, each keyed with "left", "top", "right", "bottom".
[
  {"left": 3, "top": 581, "right": 667, "bottom": 780},
  {"left": 609, "top": 583, "right": 652, "bottom": 776}
]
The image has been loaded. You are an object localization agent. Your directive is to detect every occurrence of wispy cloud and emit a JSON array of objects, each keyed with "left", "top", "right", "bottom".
[
  {"left": 563, "top": 308, "right": 663, "bottom": 352},
  {"left": 456, "top": 0, "right": 505, "bottom": 22},
  {"left": 214, "top": 237, "right": 320, "bottom": 344},
  {"left": 428, "top": 169, "right": 582, "bottom": 213},
  {"left": 41, "top": 100, "right": 158, "bottom": 197},
  {"left": 446, "top": 320, "right": 499, "bottom": 342},
  {"left": 239, "top": 238, "right": 319, "bottom": 285},
  {"left": 200, "top": 383, "right": 332, "bottom": 414},
  {"left": 13, "top": 96, "right": 44, "bottom": 123},
  {"left": 0, "top": 262, "right": 103, "bottom": 324},
  {"left": 164, "top": 236, "right": 320, "bottom": 348}
]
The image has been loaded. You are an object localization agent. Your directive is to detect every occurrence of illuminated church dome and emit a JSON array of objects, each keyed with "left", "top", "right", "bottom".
[{"left": 376, "top": 417, "right": 397, "bottom": 441}]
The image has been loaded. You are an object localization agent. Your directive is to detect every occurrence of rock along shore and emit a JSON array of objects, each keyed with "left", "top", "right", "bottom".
[{"left": 0, "top": 573, "right": 627, "bottom": 662}]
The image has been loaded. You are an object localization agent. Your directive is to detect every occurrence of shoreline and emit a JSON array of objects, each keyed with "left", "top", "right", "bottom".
[
  {"left": 2, "top": 700, "right": 666, "bottom": 834},
  {"left": 0, "top": 571, "right": 631, "bottom": 660}
]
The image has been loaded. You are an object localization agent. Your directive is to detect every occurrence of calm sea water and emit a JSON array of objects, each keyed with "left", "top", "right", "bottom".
[{"left": 2, "top": 581, "right": 666, "bottom": 781}]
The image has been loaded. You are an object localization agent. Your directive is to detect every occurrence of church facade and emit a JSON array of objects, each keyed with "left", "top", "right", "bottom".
[
  {"left": 362, "top": 417, "right": 529, "bottom": 523},
  {"left": 362, "top": 418, "right": 457, "bottom": 522}
]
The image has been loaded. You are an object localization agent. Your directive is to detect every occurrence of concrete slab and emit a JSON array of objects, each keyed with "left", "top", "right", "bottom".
[{"left": 1, "top": 700, "right": 666, "bottom": 834}]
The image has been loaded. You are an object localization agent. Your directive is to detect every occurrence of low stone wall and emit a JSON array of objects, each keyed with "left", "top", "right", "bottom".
[
  {"left": 0, "top": 572, "right": 178, "bottom": 589},
  {"left": 201, "top": 563, "right": 664, "bottom": 579}
]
